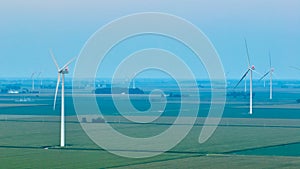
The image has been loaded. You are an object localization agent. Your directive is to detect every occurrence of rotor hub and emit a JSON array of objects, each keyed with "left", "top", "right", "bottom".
[{"left": 59, "top": 68, "right": 69, "bottom": 74}]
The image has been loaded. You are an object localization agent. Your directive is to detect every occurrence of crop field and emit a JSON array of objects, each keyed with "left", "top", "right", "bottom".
[
  {"left": 1, "top": 85, "right": 300, "bottom": 168},
  {"left": 1, "top": 115, "right": 300, "bottom": 168}
]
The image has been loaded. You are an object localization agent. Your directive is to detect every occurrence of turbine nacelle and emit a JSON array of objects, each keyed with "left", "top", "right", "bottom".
[
  {"left": 250, "top": 65, "right": 255, "bottom": 70},
  {"left": 58, "top": 67, "right": 69, "bottom": 74},
  {"left": 50, "top": 49, "right": 75, "bottom": 75}
]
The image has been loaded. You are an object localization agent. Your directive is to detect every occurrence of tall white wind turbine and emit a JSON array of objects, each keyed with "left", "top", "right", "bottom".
[
  {"left": 234, "top": 39, "right": 257, "bottom": 115},
  {"left": 50, "top": 49, "right": 75, "bottom": 147},
  {"left": 259, "top": 52, "right": 274, "bottom": 100}
]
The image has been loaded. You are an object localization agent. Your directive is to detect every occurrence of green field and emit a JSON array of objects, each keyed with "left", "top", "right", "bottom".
[{"left": 1, "top": 116, "right": 300, "bottom": 168}]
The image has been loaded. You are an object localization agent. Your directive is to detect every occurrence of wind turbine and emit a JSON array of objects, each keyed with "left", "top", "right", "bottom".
[
  {"left": 36, "top": 72, "right": 41, "bottom": 86},
  {"left": 259, "top": 52, "right": 274, "bottom": 100},
  {"left": 31, "top": 72, "right": 36, "bottom": 91},
  {"left": 36, "top": 72, "right": 43, "bottom": 88},
  {"left": 50, "top": 49, "right": 75, "bottom": 147},
  {"left": 234, "top": 39, "right": 257, "bottom": 115}
]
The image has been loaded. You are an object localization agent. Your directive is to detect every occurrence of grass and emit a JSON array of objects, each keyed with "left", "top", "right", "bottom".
[
  {"left": 117, "top": 155, "right": 300, "bottom": 169},
  {"left": 1, "top": 116, "right": 300, "bottom": 168}
]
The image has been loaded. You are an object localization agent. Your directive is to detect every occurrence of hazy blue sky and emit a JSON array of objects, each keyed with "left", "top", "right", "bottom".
[{"left": 0, "top": 0, "right": 299, "bottom": 79}]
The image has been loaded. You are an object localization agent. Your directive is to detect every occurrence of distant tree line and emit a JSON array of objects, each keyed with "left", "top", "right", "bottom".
[{"left": 94, "top": 87, "right": 144, "bottom": 94}]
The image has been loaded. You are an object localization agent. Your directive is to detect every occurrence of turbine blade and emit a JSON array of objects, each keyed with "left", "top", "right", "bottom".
[
  {"left": 290, "top": 66, "right": 300, "bottom": 71},
  {"left": 50, "top": 49, "right": 60, "bottom": 70},
  {"left": 269, "top": 51, "right": 272, "bottom": 68},
  {"left": 244, "top": 38, "right": 250, "bottom": 66},
  {"left": 31, "top": 72, "right": 35, "bottom": 79},
  {"left": 259, "top": 71, "right": 270, "bottom": 81},
  {"left": 60, "top": 57, "right": 76, "bottom": 71},
  {"left": 37, "top": 72, "right": 41, "bottom": 78},
  {"left": 234, "top": 69, "right": 250, "bottom": 89},
  {"left": 53, "top": 73, "right": 61, "bottom": 110},
  {"left": 253, "top": 70, "right": 262, "bottom": 76}
]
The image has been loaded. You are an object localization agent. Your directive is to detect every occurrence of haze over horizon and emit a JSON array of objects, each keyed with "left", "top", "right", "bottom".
[{"left": 0, "top": 0, "right": 299, "bottom": 79}]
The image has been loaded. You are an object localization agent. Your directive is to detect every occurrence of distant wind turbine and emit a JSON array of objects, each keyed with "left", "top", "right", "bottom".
[
  {"left": 259, "top": 52, "right": 274, "bottom": 100},
  {"left": 31, "top": 72, "right": 36, "bottom": 91},
  {"left": 50, "top": 49, "right": 75, "bottom": 147},
  {"left": 234, "top": 39, "right": 259, "bottom": 115},
  {"left": 36, "top": 72, "right": 43, "bottom": 88}
]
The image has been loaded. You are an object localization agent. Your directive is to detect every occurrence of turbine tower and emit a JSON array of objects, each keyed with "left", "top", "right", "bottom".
[
  {"left": 260, "top": 52, "right": 274, "bottom": 100},
  {"left": 234, "top": 39, "right": 257, "bottom": 115},
  {"left": 50, "top": 49, "right": 75, "bottom": 147}
]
